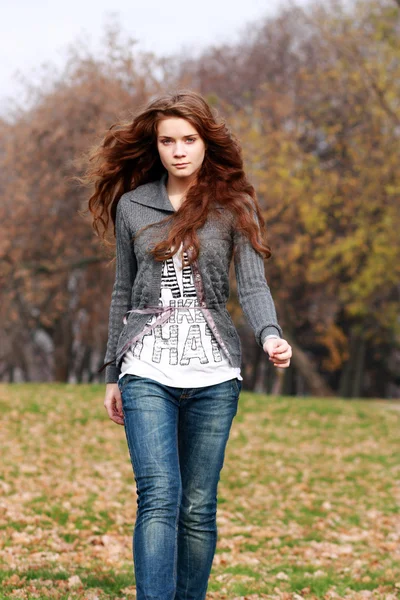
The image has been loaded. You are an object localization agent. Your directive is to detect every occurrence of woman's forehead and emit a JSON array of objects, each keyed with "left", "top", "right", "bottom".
[{"left": 157, "top": 117, "right": 199, "bottom": 137}]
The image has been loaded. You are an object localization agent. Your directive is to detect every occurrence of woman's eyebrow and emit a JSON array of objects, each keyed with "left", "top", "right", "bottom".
[{"left": 158, "top": 134, "right": 198, "bottom": 139}]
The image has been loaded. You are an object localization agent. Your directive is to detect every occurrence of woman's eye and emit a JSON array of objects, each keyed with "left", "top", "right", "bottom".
[{"left": 160, "top": 138, "right": 196, "bottom": 145}]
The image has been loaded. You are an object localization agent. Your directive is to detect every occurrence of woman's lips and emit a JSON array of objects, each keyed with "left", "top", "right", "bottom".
[{"left": 174, "top": 163, "right": 189, "bottom": 168}]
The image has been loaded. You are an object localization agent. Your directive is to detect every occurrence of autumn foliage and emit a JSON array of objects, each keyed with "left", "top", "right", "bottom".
[{"left": 0, "top": 0, "right": 399, "bottom": 397}]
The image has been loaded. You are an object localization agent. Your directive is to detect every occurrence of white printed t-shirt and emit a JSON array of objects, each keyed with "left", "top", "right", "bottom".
[{"left": 119, "top": 244, "right": 243, "bottom": 388}]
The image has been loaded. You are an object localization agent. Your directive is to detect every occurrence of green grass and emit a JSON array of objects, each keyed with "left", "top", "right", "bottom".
[{"left": 0, "top": 383, "right": 399, "bottom": 599}]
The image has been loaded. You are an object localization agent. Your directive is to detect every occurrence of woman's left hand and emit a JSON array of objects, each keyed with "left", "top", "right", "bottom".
[{"left": 263, "top": 338, "right": 292, "bottom": 368}]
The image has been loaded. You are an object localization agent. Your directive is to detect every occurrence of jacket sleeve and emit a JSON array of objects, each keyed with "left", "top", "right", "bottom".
[
  {"left": 233, "top": 214, "right": 282, "bottom": 347},
  {"left": 103, "top": 198, "right": 137, "bottom": 383}
]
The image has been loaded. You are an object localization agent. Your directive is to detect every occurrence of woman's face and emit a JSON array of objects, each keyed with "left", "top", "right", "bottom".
[{"left": 156, "top": 117, "right": 206, "bottom": 181}]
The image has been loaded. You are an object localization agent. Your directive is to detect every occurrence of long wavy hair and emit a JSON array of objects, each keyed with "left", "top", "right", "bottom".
[{"left": 79, "top": 89, "right": 271, "bottom": 263}]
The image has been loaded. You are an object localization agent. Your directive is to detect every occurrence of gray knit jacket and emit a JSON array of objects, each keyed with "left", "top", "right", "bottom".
[{"left": 100, "top": 173, "right": 283, "bottom": 383}]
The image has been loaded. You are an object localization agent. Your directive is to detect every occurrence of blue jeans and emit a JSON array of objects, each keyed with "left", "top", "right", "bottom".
[{"left": 118, "top": 374, "right": 242, "bottom": 600}]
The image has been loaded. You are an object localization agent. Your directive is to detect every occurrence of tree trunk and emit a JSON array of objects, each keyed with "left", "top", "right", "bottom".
[
  {"left": 339, "top": 352, "right": 353, "bottom": 398},
  {"left": 254, "top": 347, "right": 269, "bottom": 393},
  {"left": 282, "top": 364, "right": 294, "bottom": 395},
  {"left": 12, "top": 339, "right": 31, "bottom": 382},
  {"left": 351, "top": 337, "right": 366, "bottom": 398},
  {"left": 339, "top": 328, "right": 366, "bottom": 398},
  {"left": 53, "top": 317, "right": 74, "bottom": 382},
  {"left": 248, "top": 343, "right": 264, "bottom": 391},
  {"left": 283, "top": 331, "right": 334, "bottom": 397},
  {"left": 76, "top": 346, "right": 92, "bottom": 383},
  {"left": 271, "top": 368, "right": 285, "bottom": 395}
]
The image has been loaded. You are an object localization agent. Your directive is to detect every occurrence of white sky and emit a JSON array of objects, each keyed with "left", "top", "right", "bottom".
[{"left": 1, "top": 0, "right": 308, "bottom": 118}]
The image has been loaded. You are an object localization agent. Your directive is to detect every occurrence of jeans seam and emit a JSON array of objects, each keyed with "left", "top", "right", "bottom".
[
  {"left": 232, "top": 377, "right": 240, "bottom": 396},
  {"left": 173, "top": 414, "right": 182, "bottom": 591}
]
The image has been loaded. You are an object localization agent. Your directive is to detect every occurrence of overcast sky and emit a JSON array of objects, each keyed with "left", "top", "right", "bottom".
[{"left": 1, "top": 0, "right": 308, "bottom": 117}]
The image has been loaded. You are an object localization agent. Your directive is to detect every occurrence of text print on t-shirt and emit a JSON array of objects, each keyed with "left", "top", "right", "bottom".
[{"left": 130, "top": 248, "right": 224, "bottom": 366}]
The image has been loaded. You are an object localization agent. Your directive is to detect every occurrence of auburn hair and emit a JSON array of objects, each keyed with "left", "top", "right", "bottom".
[{"left": 80, "top": 89, "right": 271, "bottom": 263}]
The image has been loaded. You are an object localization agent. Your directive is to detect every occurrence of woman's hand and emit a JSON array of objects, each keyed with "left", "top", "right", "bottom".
[
  {"left": 104, "top": 383, "right": 125, "bottom": 426},
  {"left": 263, "top": 337, "right": 292, "bottom": 368}
]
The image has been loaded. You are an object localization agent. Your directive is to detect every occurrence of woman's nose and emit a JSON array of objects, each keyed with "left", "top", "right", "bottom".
[{"left": 174, "top": 143, "right": 187, "bottom": 156}]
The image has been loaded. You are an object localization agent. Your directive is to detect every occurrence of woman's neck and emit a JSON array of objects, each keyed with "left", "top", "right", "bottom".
[
  {"left": 166, "top": 174, "right": 195, "bottom": 210},
  {"left": 165, "top": 172, "right": 197, "bottom": 198}
]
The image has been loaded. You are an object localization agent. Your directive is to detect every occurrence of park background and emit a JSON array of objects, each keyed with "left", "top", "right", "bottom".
[
  {"left": 0, "top": 0, "right": 399, "bottom": 398},
  {"left": 0, "top": 1, "right": 399, "bottom": 599}
]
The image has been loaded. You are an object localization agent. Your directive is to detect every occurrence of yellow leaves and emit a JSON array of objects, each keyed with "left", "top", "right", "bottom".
[
  {"left": 284, "top": 238, "right": 304, "bottom": 263},
  {"left": 272, "top": 166, "right": 293, "bottom": 180},
  {"left": 384, "top": 184, "right": 400, "bottom": 196},
  {"left": 299, "top": 205, "right": 327, "bottom": 237},
  {"left": 315, "top": 322, "right": 349, "bottom": 371}
]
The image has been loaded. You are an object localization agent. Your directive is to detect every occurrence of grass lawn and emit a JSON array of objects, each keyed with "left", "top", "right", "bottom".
[{"left": 0, "top": 383, "right": 399, "bottom": 599}]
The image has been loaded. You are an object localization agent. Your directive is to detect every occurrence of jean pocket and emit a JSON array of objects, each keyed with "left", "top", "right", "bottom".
[
  {"left": 117, "top": 373, "right": 139, "bottom": 392},
  {"left": 231, "top": 377, "right": 242, "bottom": 396}
]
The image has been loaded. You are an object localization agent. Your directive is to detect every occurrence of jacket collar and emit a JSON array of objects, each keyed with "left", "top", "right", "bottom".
[
  {"left": 128, "top": 171, "right": 226, "bottom": 211},
  {"left": 128, "top": 172, "right": 175, "bottom": 212}
]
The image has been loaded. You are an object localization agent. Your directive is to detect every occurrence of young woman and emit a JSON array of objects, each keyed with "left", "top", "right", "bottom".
[{"left": 86, "top": 90, "right": 291, "bottom": 600}]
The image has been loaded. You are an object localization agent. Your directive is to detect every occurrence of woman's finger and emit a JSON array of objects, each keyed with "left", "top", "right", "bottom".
[
  {"left": 271, "top": 344, "right": 291, "bottom": 356},
  {"left": 109, "top": 403, "right": 124, "bottom": 425},
  {"left": 270, "top": 351, "right": 291, "bottom": 361},
  {"left": 104, "top": 390, "right": 125, "bottom": 426},
  {"left": 273, "top": 360, "right": 291, "bottom": 368},
  {"left": 114, "top": 394, "right": 124, "bottom": 417}
]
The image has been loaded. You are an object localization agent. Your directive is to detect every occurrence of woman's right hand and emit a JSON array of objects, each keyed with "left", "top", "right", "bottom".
[{"left": 104, "top": 383, "right": 125, "bottom": 426}]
